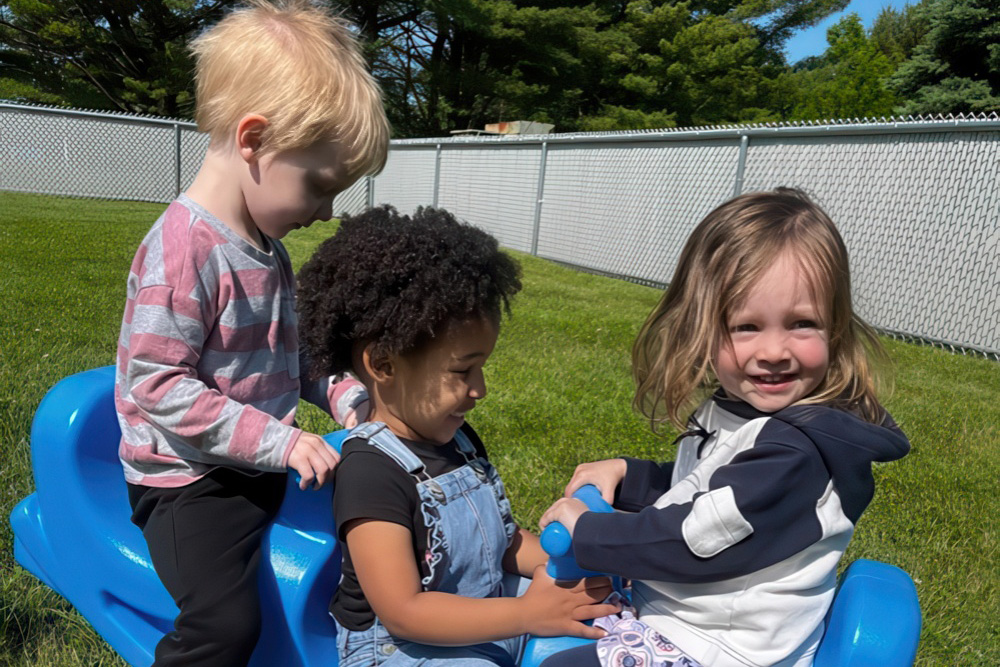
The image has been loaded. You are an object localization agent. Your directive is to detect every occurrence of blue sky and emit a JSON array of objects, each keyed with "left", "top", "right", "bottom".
[{"left": 784, "top": 0, "right": 916, "bottom": 63}]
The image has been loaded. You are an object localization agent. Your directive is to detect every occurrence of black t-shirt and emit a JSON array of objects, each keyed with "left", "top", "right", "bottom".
[{"left": 330, "top": 423, "right": 489, "bottom": 631}]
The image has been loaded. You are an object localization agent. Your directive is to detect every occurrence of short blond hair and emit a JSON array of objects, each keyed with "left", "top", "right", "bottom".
[
  {"left": 191, "top": 0, "right": 389, "bottom": 177},
  {"left": 633, "top": 187, "right": 888, "bottom": 430}
]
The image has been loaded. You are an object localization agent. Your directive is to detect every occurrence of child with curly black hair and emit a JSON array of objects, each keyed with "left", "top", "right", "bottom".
[{"left": 297, "top": 206, "right": 617, "bottom": 666}]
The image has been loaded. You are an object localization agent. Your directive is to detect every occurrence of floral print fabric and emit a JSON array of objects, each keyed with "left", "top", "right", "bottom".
[{"left": 593, "top": 603, "right": 703, "bottom": 667}]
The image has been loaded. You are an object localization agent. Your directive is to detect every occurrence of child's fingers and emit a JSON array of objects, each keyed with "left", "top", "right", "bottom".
[
  {"left": 318, "top": 442, "right": 341, "bottom": 472},
  {"left": 310, "top": 450, "right": 336, "bottom": 488},
  {"left": 573, "top": 601, "right": 622, "bottom": 622},
  {"left": 293, "top": 434, "right": 341, "bottom": 490},
  {"left": 538, "top": 497, "right": 568, "bottom": 527},
  {"left": 539, "top": 498, "right": 587, "bottom": 534},
  {"left": 292, "top": 456, "right": 329, "bottom": 491},
  {"left": 562, "top": 619, "right": 609, "bottom": 640},
  {"left": 597, "top": 485, "right": 615, "bottom": 506},
  {"left": 564, "top": 460, "right": 626, "bottom": 504}
]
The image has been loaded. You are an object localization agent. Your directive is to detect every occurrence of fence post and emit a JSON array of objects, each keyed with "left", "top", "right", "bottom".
[
  {"left": 531, "top": 141, "right": 549, "bottom": 256},
  {"left": 173, "top": 123, "right": 182, "bottom": 198},
  {"left": 732, "top": 134, "right": 749, "bottom": 197},
  {"left": 367, "top": 175, "right": 375, "bottom": 209},
  {"left": 433, "top": 143, "right": 442, "bottom": 208}
]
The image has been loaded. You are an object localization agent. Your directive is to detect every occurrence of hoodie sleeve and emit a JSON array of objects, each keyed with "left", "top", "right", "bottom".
[
  {"left": 573, "top": 420, "right": 835, "bottom": 583},
  {"left": 614, "top": 457, "right": 676, "bottom": 511}
]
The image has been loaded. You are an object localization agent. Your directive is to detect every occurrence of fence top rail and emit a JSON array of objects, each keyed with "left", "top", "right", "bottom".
[
  {"left": 0, "top": 102, "right": 200, "bottom": 129},
  {"left": 4, "top": 101, "right": 999, "bottom": 145},
  {"left": 391, "top": 114, "right": 1000, "bottom": 148}
]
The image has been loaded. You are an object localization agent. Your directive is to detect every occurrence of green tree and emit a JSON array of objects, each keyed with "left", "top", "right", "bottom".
[
  {"left": 889, "top": 0, "right": 1000, "bottom": 115},
  {"left": 785, "top": 13, "right": 898, "bottom": 120},
  {"left": 530, "top": 0, "right": 851, "bottom": 131},
  {"left": 0, "top": 1, "right": 237, "bottom": 114},
  {"left": 353, "top": 0, "right": 855, "bottom": 135},
  {"left": 869, "top": 0, "right": 932, "bottom": 66}
]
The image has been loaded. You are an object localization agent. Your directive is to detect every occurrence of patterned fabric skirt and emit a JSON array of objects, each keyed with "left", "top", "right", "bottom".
[{"left": 593, "top": 605, "right": 703, "bottom": 667}]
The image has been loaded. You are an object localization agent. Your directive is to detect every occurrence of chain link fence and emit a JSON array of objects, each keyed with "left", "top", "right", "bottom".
[{"left": 2, "top": 102, "right": 998, "bottom": 359}]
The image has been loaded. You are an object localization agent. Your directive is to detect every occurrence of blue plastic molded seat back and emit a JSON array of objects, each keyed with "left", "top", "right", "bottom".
[
  {"left": 9, "top": 366, "right": 347, "bottom": 666},
  {"left": 813, "top": 559, "right": 922, "bottom": 667}
]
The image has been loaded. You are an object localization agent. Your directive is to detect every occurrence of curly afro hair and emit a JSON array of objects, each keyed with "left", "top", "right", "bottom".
[{"left": 297, "top": 205, "right": 522, "bottom": 377}]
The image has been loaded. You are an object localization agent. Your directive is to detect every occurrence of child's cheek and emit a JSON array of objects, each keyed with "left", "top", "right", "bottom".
[
  {"left": 799, "top": 336, "right": 831, "bottom": 373},
  {"left": 719, "top": 339, "right": 748, "bottom": 370}
]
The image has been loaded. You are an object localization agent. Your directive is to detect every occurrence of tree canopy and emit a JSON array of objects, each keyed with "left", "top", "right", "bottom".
[
  {"left": 889, "top": 0, "right": 1000, "bottom": 115},
  {"left": 1, "top": 0, "right": 997, "bottom": 136},
  {"left": 0, "top": 1, "right": 240, "bottom": 116},
  {"left": 784, "top": 13, "right": 898, "bottom": 121}
]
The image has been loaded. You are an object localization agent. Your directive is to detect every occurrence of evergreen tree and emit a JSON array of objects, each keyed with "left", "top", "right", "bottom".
[
  {"left": 890, "top": 0, "right": 1000, "bottom": 115},
  {"left": 0, "top": 1, "right": 237, "bottom": 115},
  {"left": 869, "top": 0, "right": 932, "bottom": 66}
]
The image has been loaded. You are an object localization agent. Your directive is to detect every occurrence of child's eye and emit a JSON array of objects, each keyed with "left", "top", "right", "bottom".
[
  {"left": 731, "top": 323, "right": 757, "bottom": 333},
  {"left": 451, "top": 368, "right": 471, "bottom": 376},
  {"left": 792, "top": 320, "right": 819, "bottom": 329}
]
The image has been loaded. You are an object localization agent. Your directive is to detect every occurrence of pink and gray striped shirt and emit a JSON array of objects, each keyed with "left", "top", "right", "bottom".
[{"left": 116, "top": 195, "right": 367, "bottom": 487}]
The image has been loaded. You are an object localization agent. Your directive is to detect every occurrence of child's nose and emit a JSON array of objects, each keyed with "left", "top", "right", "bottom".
[
  {"left": 756, "top": 331, "right": 791, "bottom": 363},
  {"left": 468, "top": 369, "right": 487, "bottom": 400}
]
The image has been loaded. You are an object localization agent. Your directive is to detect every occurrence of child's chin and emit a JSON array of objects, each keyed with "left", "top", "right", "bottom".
[
  {"left": 746, "top": 394, "right": 796, "bottom": 413},
  {"left": 436, "top": 419, "right": 465, "bottom": 442}
]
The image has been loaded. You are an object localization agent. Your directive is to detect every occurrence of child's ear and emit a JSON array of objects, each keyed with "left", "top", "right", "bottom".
[
  {"left": 362, "top": 343, "right": 394, "bottom": 384},
  {"left": 235, "top": 114, "right": 269, "bottom": 163}
]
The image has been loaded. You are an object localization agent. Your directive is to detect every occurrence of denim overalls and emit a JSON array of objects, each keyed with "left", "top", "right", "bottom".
[{"left": 334, "top": 422, "right": 525, "bottom": 667}]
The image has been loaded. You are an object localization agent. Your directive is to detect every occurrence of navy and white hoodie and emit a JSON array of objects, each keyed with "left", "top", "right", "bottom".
[{"left": 572, "top": 393, "right": 910, "bottom": 667}]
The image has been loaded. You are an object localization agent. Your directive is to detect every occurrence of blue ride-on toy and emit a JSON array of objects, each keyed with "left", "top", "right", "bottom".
[{"left": 10, "top": 367, "right": 922, "bottom": 666}]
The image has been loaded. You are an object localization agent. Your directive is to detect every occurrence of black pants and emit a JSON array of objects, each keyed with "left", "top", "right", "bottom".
[{"left": 129, "top": 468, "right": 287, "bottom": 667}]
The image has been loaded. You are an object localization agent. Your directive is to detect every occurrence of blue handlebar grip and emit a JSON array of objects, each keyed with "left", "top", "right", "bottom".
[
  {"left": 540, "top": 521, "right": 572, "bottom": 558},
  {"left": 573, "top": 484, "right": 613, "bottom": 513},
  {"left": 543, "top": 485, "right": 614, "bottom": 580}
]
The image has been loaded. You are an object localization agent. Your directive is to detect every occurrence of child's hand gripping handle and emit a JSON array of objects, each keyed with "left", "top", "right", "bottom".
[
  {"left": 541, "top": 485, "right": 613, "bottom": 580},
  {"left": 293, "top": 431, "right": 348, "bottom": 489}
]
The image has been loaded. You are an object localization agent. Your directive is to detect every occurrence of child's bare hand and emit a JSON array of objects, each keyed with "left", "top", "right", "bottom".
[
  {"left": 520, "top": 566, "right": 620, "bottom": 639},
  {"left": 288, "top": 432, "right": 340, "bottom": 490},
  {"left": 564, "top": 458, "right": 628, "bottom": 505},
  {"left": 539, "top": 497, "right": 589, "bottom": 536}
]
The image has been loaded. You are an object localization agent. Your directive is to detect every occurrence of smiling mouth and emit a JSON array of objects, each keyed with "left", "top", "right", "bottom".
[{"left": 750, "top": 373, "right": 797, "bottom": 389}]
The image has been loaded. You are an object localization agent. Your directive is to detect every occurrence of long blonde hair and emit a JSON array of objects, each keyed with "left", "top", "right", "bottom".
[{"left": 633, "top": 188, "right": 888, "bottom": 431}]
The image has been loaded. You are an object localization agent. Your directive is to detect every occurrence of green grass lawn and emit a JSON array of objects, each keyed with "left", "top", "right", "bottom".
[{"left": 1, "top": 191, "right": 997, "bottom": 665}]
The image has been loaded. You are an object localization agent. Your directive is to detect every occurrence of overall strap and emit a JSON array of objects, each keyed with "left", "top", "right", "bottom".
[
  {"left": 453, "top": 428, "right": 478, "bottom": 462},
  {"left": 349, "top": 422, "right": 425, "bottom": 475}
]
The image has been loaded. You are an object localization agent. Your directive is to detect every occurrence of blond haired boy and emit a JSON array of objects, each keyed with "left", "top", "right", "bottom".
[{"left": 115, "top": 2, "right": 390, "bottom": 663}]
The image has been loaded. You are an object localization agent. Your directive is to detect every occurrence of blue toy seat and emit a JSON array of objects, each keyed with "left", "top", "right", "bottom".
[
  {"left": 10, "top": 367, "right": 921, "bottom": 666},
  {"left": 10, "top": 366, "right": 343, "bottom": 666}
]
